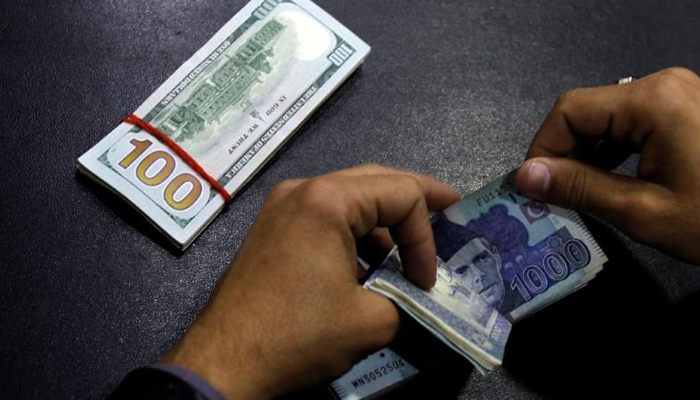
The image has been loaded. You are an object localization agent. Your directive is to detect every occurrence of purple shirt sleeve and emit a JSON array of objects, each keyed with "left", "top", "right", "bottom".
[{"left": 152, "top": 364, "right": 229, "bottom": 400}]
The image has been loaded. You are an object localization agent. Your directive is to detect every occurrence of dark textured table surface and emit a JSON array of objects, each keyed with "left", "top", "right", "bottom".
[{"left": 2, "top": 1, "right": 700, "bottom": 399}]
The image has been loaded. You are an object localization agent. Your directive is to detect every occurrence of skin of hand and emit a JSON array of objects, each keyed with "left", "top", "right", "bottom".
[
  {"left": 161, "top": 164, "right": 460, "bottom": 400},
  {"left": 515, "top": 67, "right": 700, "bottom": 263}
]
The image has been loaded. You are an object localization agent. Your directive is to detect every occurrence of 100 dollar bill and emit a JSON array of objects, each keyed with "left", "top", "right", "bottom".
[{"left": 78, "top": 0, "right": 370, "bottom": 248}]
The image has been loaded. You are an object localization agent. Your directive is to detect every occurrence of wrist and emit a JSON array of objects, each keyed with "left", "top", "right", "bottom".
[
  {"left": 161, "top": 316, "right": 272, "bottom": 400},
  {"left": 150, "top": 364, "right": 229, "bottom": 400}
]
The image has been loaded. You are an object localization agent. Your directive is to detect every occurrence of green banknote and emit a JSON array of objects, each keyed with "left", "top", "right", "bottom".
[{"left": 78, "top": 0, "right": 370, "bottom": 249}]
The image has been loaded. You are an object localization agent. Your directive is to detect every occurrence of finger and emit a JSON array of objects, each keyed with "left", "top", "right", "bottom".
[
  {"left": 267, "top": 178, "right": 306, "bottom": 202},
  {"left": 330, "top": 164, "right": 407, "bottom": 177},
  {"left": 356, "top": 227, "right": 395, "bottom": 270},
  {"left": 366, "top": 227, "right": 395, "bottom": 252},
  {"left": 526, "top": 79, "right": 654, "bottom": 161},
  {"left": 336, "top": 175, "right": 438, "bottom": 289},
  {"left": 331, "top": 164, "right": 461, "bottom": 211},
  {"left": 528, "top": 68, "right": 700, "bottom": 163},
  {"left": 349, "top": 287, "right": 400, "bottom": 352},
  {"left": 515, "top": 157, "right": 671, "bottom": 237},
  {"left": 584, "top": 138, "right": 634, "bottom": 171}
]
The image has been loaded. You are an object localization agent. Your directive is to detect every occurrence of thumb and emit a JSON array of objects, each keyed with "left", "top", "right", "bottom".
[
  {"left": 349, "top": 288, "right": 400, "bottom": 352},
  {"left": 515, "top": 157, "right": 668, "bottom": 238}
]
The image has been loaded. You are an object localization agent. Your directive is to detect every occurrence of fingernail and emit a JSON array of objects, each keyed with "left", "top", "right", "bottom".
[{"left": 522, "top": 161, "right": 551, "bottom": 195}]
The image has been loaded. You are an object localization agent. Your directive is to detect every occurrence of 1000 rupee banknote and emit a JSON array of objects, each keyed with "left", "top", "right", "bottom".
[
  {"left": 430, "top": 171, "right": 607, "bottom": 321},
  {"left": 364, "top": 170, "right": 608, "bottom": 375},
  {"left": 78, "top": 0, "right": 370, "bottom": 248},
  {"left": 368, "top": 251, "right": 512, "bottom": 373}
]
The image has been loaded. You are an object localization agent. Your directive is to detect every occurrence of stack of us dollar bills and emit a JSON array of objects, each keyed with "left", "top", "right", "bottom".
[
  {"left": 77, "top": 0, "right": 370, "bottom": 249},
  {"left": 330, "top": 171, "right": 607, "bottom": 399}
]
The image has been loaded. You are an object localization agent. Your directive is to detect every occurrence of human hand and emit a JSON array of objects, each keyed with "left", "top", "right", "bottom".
[
  {"left": 515, "top": 67, "right": 700, "bottom": 263},
  {"left": 161, "top": 164, "right": 460, "bottom": 400}
]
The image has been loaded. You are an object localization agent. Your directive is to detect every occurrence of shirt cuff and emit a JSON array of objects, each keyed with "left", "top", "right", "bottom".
[{"left": 152, "top": 364, "right": 229, "bottom": 400}]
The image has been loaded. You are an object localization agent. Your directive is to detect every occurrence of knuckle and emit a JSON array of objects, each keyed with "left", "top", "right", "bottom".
[
  {"left": 617, "top": 192, "right": 670, "bottom": 243},
  {"left": 659, "top": 67, "right": 699, "bottom": 82},
  {"left": 360, "top": 162, "right": 384, "bottom": 171},
  {"left": 296, "top": 176, "right": 346, "bottom": 217},
  {"left": 351, "top": 163, "right": 401, "bottom": 177},
  {"left": 645, "top": 70, "right": 695, "bottom": 110},
  {"left": 402, "top": 174, "right": 424, "bottom": 193},
  {"left": 552, "top": 89, "right": 587, "bottom": 121},
  {"left": 356, "top": 163, "right": 389, "bottom": 177},
  {"left": 562, "top": 167, "right": 590, "bottom": 209},
  {"left": 268, "top": 179, "right": 298, "bottom": 201},
  {"left": 397, "top": 175, "right": 426, "bottom": 206},
  {"left": 554, "top": 89, "right": 581, "bottom": 109}
]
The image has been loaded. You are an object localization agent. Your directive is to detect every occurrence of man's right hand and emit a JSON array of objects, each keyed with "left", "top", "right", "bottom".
[
  {"left": 161, "top": 165, "right": 460, "bottom": 400},
  {"left": 515, "top": 67, "right": 700, "bottom": 263}
]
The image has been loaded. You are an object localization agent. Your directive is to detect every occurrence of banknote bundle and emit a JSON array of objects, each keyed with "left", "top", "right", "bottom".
[
  {"left": 360, "top": 171, "right": 608, "bottom": 376},
  {"left": 78, "top": 0, "right": 370, "bottom": 249}
]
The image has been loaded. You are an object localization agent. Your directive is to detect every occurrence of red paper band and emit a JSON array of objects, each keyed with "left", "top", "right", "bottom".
[{"left": 121, "top": 114, "right": 232, "bottom": 203}]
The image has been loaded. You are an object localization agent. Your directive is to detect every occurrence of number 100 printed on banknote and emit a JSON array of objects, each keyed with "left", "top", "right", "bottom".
[{"left": 78, "top": 0, "right": 370, "bottom": 249}]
